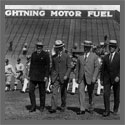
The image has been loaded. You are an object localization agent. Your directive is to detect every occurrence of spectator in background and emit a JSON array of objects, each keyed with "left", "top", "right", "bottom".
[
  {"left": 13, "top": 58, "right": 24, "bottom": 91},
  {"left": 94, "top": 43, "right": 104, "bottom": 96},
  {"left": 9, "top": 41, "right": 13, "bottom": 51},
  {"left": 22, "top": 42, "right": 28, "bottom": 56},
  {"left": 5, "top": 59, "right": 15, "bottom": 91},
  {"left": 21, "top": 55, "right": 31, "bottom": 93},
  {"left": 67, "top": 55, "right": 78, "bottom": 95},
  {"left": 28, "top": 42, "right": 50, "bottom": 113}
]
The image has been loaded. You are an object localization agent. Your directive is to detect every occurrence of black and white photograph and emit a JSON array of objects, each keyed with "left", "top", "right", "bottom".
[{"left": 4, "top": 5, "right": 120, "bottom": 120}]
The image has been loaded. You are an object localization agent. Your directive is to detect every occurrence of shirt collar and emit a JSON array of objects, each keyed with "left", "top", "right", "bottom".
[{"left": 85, "top": 52, "right": 90, "bottom": 58}]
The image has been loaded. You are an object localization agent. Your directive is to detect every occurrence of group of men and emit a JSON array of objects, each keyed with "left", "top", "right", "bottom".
[{"left": 5, "top": 39, "right": 120, "bottom": 117}]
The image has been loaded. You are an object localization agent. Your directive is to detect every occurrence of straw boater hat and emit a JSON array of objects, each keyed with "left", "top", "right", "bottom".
[
  {"left": 81, "top": 40, "right": 93, "bottom": 47},
  {"left": 100, "top": 42, "right": 105, "bottom": 46},
  {"left": 36, "top": 42, "right": 44, "bottom": 47},
  {"left": 109, "top": 40, "right": 117, "bottom": 47},
  {"left": 54, "top": 40, "right": 65, "bottom": 48}
]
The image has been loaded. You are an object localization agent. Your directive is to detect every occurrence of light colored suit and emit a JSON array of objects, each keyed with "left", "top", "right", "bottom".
[
  {"left": 50, "top": 51, "right": 72, "bottom": 110},
  {"left": 75, "top": 52, "right": 100, "bottom": 111},
  {"left": 76, "top": 52, "right": 99, "bottom": 85}
]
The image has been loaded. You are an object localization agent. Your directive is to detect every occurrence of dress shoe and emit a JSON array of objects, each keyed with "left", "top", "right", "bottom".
[
  {"left": 60, "top": 107, "right": 66, "bottom": 112},
  {"left": 112, "top": 111, "right": 118, "bottom": 115},
  {"left": 60, "top": 108, "right": 66, "bottom": 112},
  {"left": 77, "top": 110, "right": 85, "bottom": 115},
  {"left": 40, "top": 108, "right": 44, "bottom": 113},
  {"left": 95, "top": 93, "right": 100, "bottom": 96},
  {"left": 20, "top": 90, "right": 25, "bottom": 93},
  {"left": 70, "top": 92, "right": 75, "bottom": 95},
  {"left": 12, "top": 89, "right": 17, "bottom": 91},
  {"left": 49, "top": 109, "right": 56, "bottom": 113},
  {"left": 103, "top": 111, "right": 110, "bottom": 117},
  {"left": 29, "top": 108, "right": 36, "bottom": 112}
]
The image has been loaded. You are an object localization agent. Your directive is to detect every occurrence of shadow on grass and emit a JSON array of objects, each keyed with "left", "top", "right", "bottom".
[
  {"left": 94, "top": 108, "right": 105, "bottom": 115},
  {"left": 67, "top": 107, "right": 79, "bottom": 113},
  {"left": 67, "top": 107, "right": 105, "bottom": 115},
  {"left": 25, "top": 105, "right": 40, "bottom": 110},
  {"left": 25, "top": 105, "right": 62, "bottom": 111},
  {"left": 45, "top": 106, "right": 63, "bottom": 111}
]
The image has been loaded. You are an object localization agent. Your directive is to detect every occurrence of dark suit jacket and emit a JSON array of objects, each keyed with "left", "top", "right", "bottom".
[
  {"left": 75, "top": 52, "right": 100, "bottom": 84},
  {"left": 101, "top": 52, "right": 120, "bottom": 85},
  {"left": 29, "top": 50, "right": 50, "bottom": 81},
  {"left": 51, "top": 51, "right": 72, "bottom": 84}
]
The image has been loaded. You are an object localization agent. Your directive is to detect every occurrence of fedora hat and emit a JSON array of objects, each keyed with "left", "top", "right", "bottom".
[
  {"left": 109, "top": 40, "right": 117, "bottom": 47},
  {"left": 36, "top": 42, "right": 43, "bottom": 47},
  {"left": 54, "top": 40, "right": 65, "bottom": 48},
  {"left": 81, "top": 40, "right": 93, "bottom": 47}
]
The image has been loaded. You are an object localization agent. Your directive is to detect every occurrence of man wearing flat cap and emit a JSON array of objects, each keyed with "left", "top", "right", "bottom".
[
  {"left": 49, "top": 40, "right": 72, "bottom": 113},
  {"left": 28, "top": 42, "right": 50, "bottom": 113},
  {"left": 75, "top": 40, "right": 100, "bottom": 115},
  {"left": 101, "top": 40, "right": 120, "bottom": 117}
]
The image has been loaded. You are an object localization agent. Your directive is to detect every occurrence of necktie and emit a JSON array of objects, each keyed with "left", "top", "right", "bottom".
[
  {"left": 84, "top": 53, "right": 87, "bottom": 61},
  {"left": 109, "top": 53, "right": 113, "bottom": 63},
  {"left": 58, "top": 53, "right": 61, "bottom": 63}
]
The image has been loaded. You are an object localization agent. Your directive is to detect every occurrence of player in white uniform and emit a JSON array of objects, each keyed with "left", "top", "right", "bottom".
[
  {"left": 13, "top": 58, "right": 24, "bottom": 91},
  {"left": 5, "top": 59, "right": 15, "bottom": 91}
]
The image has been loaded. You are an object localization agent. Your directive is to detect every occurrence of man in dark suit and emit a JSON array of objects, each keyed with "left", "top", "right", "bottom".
[
  {"left": 75, "top": 40, "right": 100, "bottom": 115},
  {"left": 101, "top": 40, "right": 120, "bottom": 117},
  {"left": 49, "top": 40, "right": 72, "bottom": 113},
  {"left": 28, "top": 42, "right": 50, "bottom": 113}
]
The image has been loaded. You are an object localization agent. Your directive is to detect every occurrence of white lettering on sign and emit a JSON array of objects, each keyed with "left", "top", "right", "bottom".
[
  {"left": 5, "top": 10, "right": 114, "bottom": 18},
  {"left": 51, "top": 10, "right": 82, "bottom": 17},
  {"left": 5, "top": 10, "right": 45, "bottom": 16},
  {"left": 88, "top": 11, "right": 113, "bottom": 17},
  {"left": 5, "top": 10, "right": 11, "bottom": 16}
]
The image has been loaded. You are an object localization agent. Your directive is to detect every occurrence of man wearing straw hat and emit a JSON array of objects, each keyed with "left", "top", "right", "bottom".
[
  {"left": 28, "top": 42, "right": 50, "bottom": 113},
  {"left": 49, "top": 40, "right": 72, "bottom": 113},
  {"left": 101, "top": 40, "right": 120, "bottom": 117},
  {"left": 75, "top": 40, "right": 100, "bottom": 115}
]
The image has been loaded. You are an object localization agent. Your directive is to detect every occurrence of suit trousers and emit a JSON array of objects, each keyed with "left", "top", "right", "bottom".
[
  {"left": 29, "top": 80, "right": 46, "bottom": 109},
  {"left": 103, "top": 82, "right": 120, "bottom": 112},
  {"left": 51, "top": 78, "right": 68, "bottom": 110},
  {"left": 78, "top": 75, "right": 95, "bottom": 111}
]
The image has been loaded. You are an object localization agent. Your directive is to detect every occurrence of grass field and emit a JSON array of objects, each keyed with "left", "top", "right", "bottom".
[{"left": 5, "top": 83, "right": 120, "bottom": 120}]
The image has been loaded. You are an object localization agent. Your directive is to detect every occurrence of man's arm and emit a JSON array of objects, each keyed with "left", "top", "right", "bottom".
[
  {"left": 92, "top": 55, "right": 100, "bottom": 83},
  {"left": 75, "top": 57, "right": 80, "bottom": 83},
  {"left": 45, "top": 52, "right": 50, "bottom": 79},
  {"left": 64, "top": 55, "right": 72, "bottom": 79}
]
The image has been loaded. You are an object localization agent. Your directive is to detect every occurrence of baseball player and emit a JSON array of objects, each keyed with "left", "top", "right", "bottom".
[
  {"left": 13, "top": 58, "right": 24, "bottom": 91},
  {"left": 5, "top": 59, "right": 15, "bottom": 91}
]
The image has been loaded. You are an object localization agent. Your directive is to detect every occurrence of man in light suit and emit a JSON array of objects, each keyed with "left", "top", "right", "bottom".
[
  {"left": 75, "top": 40, "right": 100, "bottom": 115},
  {"left": 49, "top": 40, "right": 72, "bottom": 113},
  {"left": 101, "top": 40, "right": 120, "bottom": 117}
]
